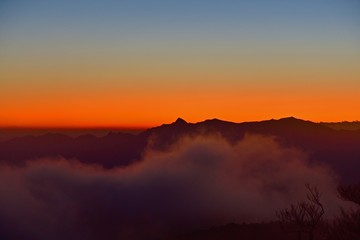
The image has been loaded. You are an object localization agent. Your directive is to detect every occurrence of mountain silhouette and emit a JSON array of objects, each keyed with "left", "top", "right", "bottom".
[{"left": 0, "top": 117, "right": 359, "bottom": 182}]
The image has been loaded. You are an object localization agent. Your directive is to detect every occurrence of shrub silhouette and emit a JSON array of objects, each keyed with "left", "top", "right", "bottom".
[{"left": 277, "top": 184, "right": 325, "bottom": 240}]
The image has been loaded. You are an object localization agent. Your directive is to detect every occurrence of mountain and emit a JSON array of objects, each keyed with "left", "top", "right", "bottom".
[
  {"left": 0, "top": 117, "right": 359, "bottom": 183},
  {"left": 321, "top": 121, "right": 360, "bottom": 131},
  {"left": 0, "top": 132, "right": 147, "bottom": 168}
]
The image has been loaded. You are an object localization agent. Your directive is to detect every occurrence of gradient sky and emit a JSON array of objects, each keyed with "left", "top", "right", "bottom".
[{"left": 1, "top": 0, "right": 359, "bottom": 127}]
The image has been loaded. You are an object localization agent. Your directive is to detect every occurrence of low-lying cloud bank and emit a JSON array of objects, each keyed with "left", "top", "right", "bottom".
[{"left": 0, "top": 134, "right": 344, "bottom": 239}]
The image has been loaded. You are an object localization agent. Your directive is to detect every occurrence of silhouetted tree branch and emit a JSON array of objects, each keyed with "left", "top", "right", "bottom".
[{"left": 277, "top": 184, "right": 324, "bottom": 240}]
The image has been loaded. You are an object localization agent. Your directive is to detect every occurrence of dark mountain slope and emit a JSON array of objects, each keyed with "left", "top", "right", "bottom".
[
  {"left": 0, "top": 132, "right": 146, "bottom": 168},
  {"left": 0, "top": 117, "right": 359, "bottom": 182}
]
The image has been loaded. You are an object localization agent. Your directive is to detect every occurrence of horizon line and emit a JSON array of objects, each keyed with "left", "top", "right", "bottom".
[
  {"left": 0, "top": 126, "right": 151, "bottom": 130},
  {"left": 1, "top": 117, "right": 360, "bottom": 130}
]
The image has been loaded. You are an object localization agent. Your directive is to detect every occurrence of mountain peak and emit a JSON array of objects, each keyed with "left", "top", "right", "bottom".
[
  {"left": 174, "top": 118, "right": 187, "bottom": 124},
  {"left": 278, "top": 116, "right": 307, "bottom": 123},
  {"left": 280, "top": 116, "right": 299, "bottom": 121}
]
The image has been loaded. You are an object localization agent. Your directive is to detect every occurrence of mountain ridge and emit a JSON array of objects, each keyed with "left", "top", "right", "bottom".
[{"left": 0, "top": 117, "right": 359, "bottom": 183}]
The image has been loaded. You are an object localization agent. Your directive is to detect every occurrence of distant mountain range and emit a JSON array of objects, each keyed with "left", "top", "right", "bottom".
[
  {"left": 1, "top": 117, "right": 359, "bottom": 183},
  {"left": 321, "top": 121, "right": 360, "bottom": 131}
]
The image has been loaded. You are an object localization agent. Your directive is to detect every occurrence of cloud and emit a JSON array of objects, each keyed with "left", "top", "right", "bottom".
[{"left": 0, "top": 134, "right": 343, "bottom": 240}]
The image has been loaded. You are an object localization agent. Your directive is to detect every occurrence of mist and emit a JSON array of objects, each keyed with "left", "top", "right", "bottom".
[{"left": 0, "top": 134, "right": 343, "bottom": 239}]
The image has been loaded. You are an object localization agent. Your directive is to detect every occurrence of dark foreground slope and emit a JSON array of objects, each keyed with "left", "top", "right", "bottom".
[
  {"left": 0, "top": 117, "right": 359, "bottom": 182},
  {"left": 177, "top": 222, "right": 302, "bottom": 240}
]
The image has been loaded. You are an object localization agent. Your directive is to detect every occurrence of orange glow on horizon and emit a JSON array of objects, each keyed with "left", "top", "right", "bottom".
[
  {"left": 1, "top": 40, "right": 359, "bottom": 127},
  {"left": 1, "top": 82, "right": 359, "bottom": 128}
]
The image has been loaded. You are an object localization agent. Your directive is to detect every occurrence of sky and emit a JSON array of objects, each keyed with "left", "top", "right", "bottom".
[{"left": 0, "top": 0, "right": 359, "bottom": 127}]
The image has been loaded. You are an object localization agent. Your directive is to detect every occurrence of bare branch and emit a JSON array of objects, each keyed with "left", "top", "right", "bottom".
[{"left": 276, "top": 184, "right": 325, "bottom": 240}]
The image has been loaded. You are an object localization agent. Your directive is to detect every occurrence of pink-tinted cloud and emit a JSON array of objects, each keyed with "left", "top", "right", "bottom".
[{"left": 0, "top": 134, "right": 344, "bottom": 239}]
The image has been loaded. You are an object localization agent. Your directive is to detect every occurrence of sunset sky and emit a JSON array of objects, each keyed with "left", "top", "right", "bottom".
[{"left": 1, "top": 0, "right": 359, "bottom": 127}]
